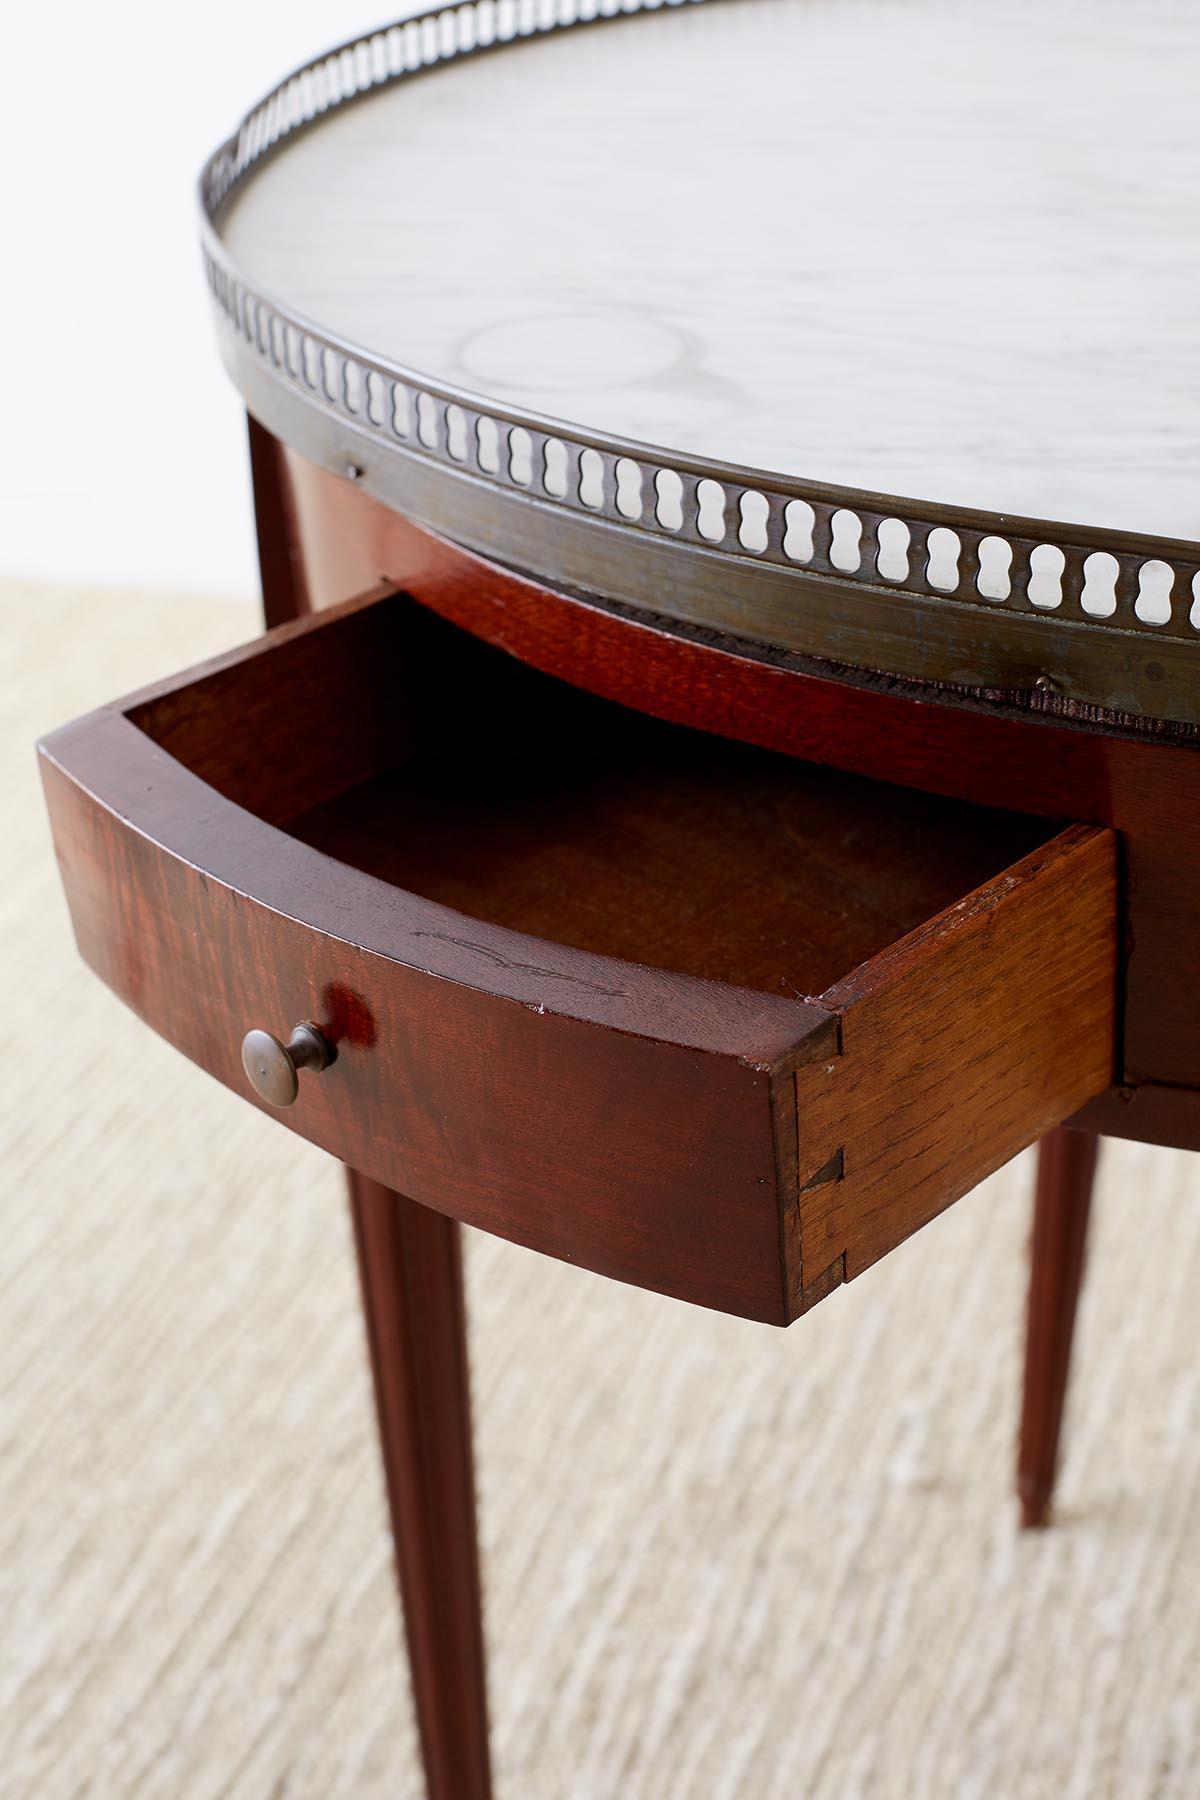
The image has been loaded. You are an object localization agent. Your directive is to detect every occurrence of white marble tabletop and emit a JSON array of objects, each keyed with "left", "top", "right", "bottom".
[{"left": 222, "top": 0, "right": 1200, "bottom": 540}]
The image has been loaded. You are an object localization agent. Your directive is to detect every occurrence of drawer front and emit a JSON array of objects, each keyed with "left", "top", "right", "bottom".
[{"left": 39, "top": 591, "right": 1118, "bottom": 1324}]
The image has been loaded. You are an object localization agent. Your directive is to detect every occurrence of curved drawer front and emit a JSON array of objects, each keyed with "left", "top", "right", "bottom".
[{"left": 39, "top": 591, "right": 1117, "bottom": 1323}]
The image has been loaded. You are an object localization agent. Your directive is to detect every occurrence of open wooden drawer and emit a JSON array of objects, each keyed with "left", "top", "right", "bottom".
[{"left": 39, "top": 590, "right": 1117, "bottom": 1324}]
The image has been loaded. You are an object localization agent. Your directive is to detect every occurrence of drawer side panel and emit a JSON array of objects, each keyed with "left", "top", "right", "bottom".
[{"left": 789, "top": 826, "right": 1118, "bottom": 1316}]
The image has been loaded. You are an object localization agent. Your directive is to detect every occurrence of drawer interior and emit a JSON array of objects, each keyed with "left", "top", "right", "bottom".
[
  {"left": 47, "top": 587, "right": 1115, "bottom": 1323},
  {"left": 131, "top": 593, "right": 1058, "bottom": 1002}
]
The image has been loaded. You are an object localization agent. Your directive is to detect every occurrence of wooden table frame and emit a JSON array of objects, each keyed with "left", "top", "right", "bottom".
[{"left": 239, "top": 417, "right": 1200, "bottom": 1799}]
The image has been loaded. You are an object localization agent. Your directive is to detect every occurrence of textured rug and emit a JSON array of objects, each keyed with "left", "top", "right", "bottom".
[{"left": 3, "top": 578, "right": 1199, "bottom": 1799}]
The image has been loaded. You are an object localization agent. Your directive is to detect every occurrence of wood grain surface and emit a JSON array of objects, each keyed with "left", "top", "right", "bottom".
[
  {"left": 251, "top": 422, "right": 494, "bottom": 1800},
  {"left": 270, "top": 448, "right": 1200, "bottom": 1130},
  {"left": 1017, "top": 1128, "right": 1100, "bottom": 1530},
  {"left": 40, "top": 713, "right": 818, "bottom": 1323},
  {"left": 39, "top": 586, "right": 1116, "bottom": 1323},
  {"left": 790, "top": 827, "right": 1116, "bottom": 1313},
  {"left": 347, "top": 1173, "right": 491, "bottom": 1800}
]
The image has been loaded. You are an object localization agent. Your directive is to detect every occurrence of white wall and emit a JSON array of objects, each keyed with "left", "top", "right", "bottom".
[{"left": 2, "top": 4, "right": 402, "bottom": 598}]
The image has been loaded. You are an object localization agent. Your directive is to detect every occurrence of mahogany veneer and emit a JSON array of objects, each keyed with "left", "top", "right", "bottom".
[
  {"left": 267, "top": 444, "right": 1200, "bottom": 1138},
  {"left": 40, "top": 587, "right": 1116, "bottom": 1324}
]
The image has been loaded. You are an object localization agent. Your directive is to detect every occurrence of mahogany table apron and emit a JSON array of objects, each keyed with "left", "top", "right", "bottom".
[{"left": 39, "top": 4, "right": 1200, "bottom": 1797}]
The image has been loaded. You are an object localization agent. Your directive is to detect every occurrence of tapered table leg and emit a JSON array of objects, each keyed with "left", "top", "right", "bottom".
[
  {"left": 247, "top": 419, "right": 491, "bottom": 1792},
  {"left": 1017, "top": 1128, "right": 1099, "bottom": 1529},
  {"left": 348, "top": 1172, "right": 492, "bottom": 1800},
  {"left": 247, "top": 413, "right": 312, "bottom": 626}
]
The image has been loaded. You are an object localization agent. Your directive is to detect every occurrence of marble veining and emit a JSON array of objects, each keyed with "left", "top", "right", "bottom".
[{"left": 222, "top": 0, "right": 1200, "bottom": 540}]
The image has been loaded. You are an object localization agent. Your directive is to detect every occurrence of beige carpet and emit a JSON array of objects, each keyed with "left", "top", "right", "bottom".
[{"left": 4, "top": 577, "right": 1200, "bottom": 1799}]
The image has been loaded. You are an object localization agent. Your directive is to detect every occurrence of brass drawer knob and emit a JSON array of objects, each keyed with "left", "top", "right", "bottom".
[{"left": 241, "top": 1022, "right": 331, "bottom": 1107}]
